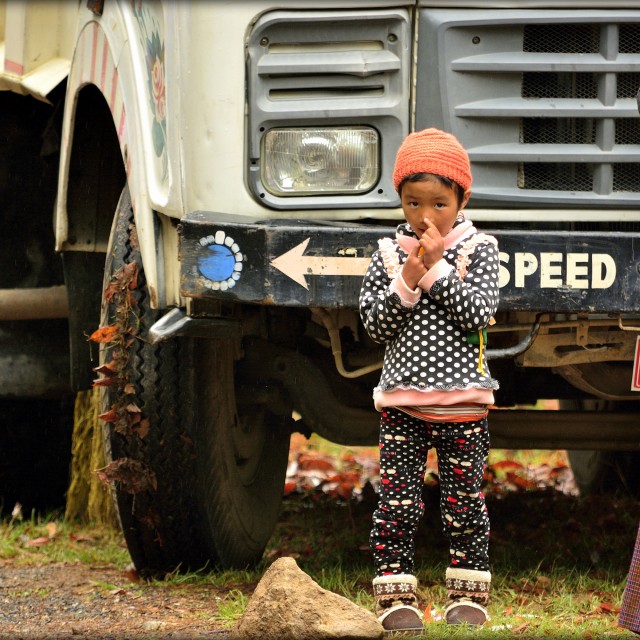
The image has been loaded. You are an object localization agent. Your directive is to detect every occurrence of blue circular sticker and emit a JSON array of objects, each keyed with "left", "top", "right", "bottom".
[{"left": 196, "top": 231, "right": 243, "bottom": 291}]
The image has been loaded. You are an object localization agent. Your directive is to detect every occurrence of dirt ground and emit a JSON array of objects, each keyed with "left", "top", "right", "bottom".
[{"left": 0, "top": 559, "right": 231, "bottom": 639}]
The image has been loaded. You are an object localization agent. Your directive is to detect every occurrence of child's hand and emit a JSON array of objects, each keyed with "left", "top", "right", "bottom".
[
  {"left": 419, "top": 218, "right": 445, "bottom": 269},
  {"left": 402, "top": 244, "right": 427, "bottom": 290}
]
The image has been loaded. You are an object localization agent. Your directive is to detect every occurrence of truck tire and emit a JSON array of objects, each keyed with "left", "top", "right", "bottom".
[{"left": 99, "top": 187, "right": 290, "bottom": 575}]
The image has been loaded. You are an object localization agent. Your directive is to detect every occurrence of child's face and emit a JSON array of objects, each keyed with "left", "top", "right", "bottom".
[{"left": 400, "top": 177, "right": 470, "bottom": 238}]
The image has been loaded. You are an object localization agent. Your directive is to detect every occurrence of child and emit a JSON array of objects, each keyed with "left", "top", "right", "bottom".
[{"left": 359, "top": 128, "right": 500, "bottom": 633}]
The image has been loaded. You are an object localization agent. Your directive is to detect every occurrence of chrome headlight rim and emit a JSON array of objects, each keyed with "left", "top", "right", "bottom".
[{"left": 260, "top": 126, "right": 381, "bottom": 198}]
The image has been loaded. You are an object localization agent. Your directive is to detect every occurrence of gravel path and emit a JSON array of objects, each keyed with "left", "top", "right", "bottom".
[{"left": 0, "top": 560, "right": 230, "bottom": 639}]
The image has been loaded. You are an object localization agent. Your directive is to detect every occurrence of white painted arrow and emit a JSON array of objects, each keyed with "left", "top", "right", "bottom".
[{"left": 270, "top": 238, "right": 371, "bottom": 290}]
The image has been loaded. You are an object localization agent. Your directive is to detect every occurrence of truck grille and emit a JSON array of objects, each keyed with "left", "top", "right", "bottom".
[
  {"left": 418, "top": 10, "right": 640, "bottom": 211},
  {"left": 247, "top": 9, "right": 410, "bottom": 210}
]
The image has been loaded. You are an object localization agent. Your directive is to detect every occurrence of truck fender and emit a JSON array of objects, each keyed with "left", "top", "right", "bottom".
[{"left": 54, "top": 2, "right": 170, "bottom": 310}]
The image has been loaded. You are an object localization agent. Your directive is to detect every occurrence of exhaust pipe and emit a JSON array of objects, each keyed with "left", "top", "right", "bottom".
[{"left": 0, "top": 285, "right": 68, "bottom": 321}]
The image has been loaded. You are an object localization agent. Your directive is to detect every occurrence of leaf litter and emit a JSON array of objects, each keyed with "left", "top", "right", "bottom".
[{"left": 284, "top": 433, "right": 579, "bottom": 502}]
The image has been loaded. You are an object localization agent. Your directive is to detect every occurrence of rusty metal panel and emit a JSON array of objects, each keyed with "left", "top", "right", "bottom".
[{"left": 520, "top": 330, "right": 637, "bottom": 367}]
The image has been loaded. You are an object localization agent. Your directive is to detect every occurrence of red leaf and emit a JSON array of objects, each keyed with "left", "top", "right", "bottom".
[
  {"left": 491, "top": 460, "right": 524, "bottom": 471},
  {"left": 298, "top": 453, "right": 335, "bottom": 472},
  {"left": 24, "top": 536, "right": 51, "bottom": 548},
  {"left": 69, "top": 533, "right": 95, "bottom": 544},
  {"left": 122, "top": 261, "right": 139, "bottom": 289},
  {"left": 92, "top": 376, "right": 118, "bottom": 387},
  {"left": 596, "top": 601, "right": 620, "bottom": 615},
  {"left": 93, "top": 362, "right": 119, "bottom": 377},
  {"left": 103, "top": 282, "right": 121, "bottom": 303},
  {"left": 512, "top": 622, "right": 531, "bottom": 634},
  {"left": 134, "top": 418, "right": 150, "bottom": 439},
  {"left": 98, "top": 409, "right": 119, "bottom": 423},
  {"left": 122, "top": 567, "right": 140, "bottom": 583},
  {"left": 506, "top": 471, "right": 535, "bottom": 490},
  {"left": 89, "top": 325, "right": 119, "bottom": 343}
]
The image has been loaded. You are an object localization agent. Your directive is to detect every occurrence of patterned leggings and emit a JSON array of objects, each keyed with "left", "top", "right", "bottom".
[{"left": 371, "top": 408, "right": 490, "bottom": 576}]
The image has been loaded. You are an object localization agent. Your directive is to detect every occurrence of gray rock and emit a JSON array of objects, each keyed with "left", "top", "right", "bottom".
[{"left": 229, "top": 556, "right": 383, "bottom": 640}]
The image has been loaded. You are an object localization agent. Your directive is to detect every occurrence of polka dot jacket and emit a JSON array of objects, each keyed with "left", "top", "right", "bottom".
[{"left": 359, "top": 218, "right": 500, "bottom": 404}]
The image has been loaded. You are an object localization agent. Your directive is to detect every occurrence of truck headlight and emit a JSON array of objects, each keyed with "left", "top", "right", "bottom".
[{"left": 261, "top": 127, "right": 379, "bottom": 196}]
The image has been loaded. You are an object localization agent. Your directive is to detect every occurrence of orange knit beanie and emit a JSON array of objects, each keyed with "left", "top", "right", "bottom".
[{"left": 392, "top": 128, "right": 472, "bottom": 192}]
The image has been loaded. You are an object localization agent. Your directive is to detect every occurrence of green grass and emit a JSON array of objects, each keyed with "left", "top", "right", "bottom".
[
  {"left": 0, "top": 512, "right": 129, "bottom": 567},
  {"left": 210, "top": 589, "right": 249, "bottom": 626}
]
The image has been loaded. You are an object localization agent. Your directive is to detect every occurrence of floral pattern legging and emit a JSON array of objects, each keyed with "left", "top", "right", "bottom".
[{"left": 371, "top": 408, "right": 490, "bottom": 576}]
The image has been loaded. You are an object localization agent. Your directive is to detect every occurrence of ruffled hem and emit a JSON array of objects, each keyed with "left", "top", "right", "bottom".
[
  {"left": 373, "top": 384, "right": 496, "bottom": 412},
  {"left": 374, "top": 381, "right": 499, "bottom": 393}
]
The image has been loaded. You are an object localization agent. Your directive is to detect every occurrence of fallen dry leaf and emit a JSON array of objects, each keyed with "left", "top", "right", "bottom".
[
  {"left": 593, "top": 601, "right": 620, "bottom": 615},
  {"left": 98, "top": 408, "right": 119, "bottom": 423},
  {"left": 297, "top": 454, "right": 335, "bottom": 472},
  {"left": 93, "top": 362, "right": 119, "bottom": 377},
  {"left": 24, "top": 536, "right": 51, "bottom": 548},
  {"left": 96, "top": 458, "right": 158, "bottom": 494},
  {"left": 92, "top": 376, "right": 118, "bottom": 388},
  {"left": 89, "top": 325, "right": 119, "bottom": 343},
  {"left": 491, "top": 460, "right": 525, "bottom": 471},
  {"left": 134, "top": 418, "right": 150, "bottom": 439},
  {"left": 512, "top": 621, "right": 531, "bottom": 634},
  {"left": 122, "top": 566, "right": 140, "bottom": 584},
  {"left": 69, "top": 533, "right": 95, "bottom": 544}
]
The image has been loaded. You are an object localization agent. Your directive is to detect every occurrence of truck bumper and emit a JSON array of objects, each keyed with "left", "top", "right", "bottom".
[{"left": 179, "top": 211, "right": 640, "bottom": 312}]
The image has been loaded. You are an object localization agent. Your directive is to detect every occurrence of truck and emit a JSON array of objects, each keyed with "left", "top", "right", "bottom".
[{"left": 1, "top": 0, "right": 639, "bottom": 574}]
